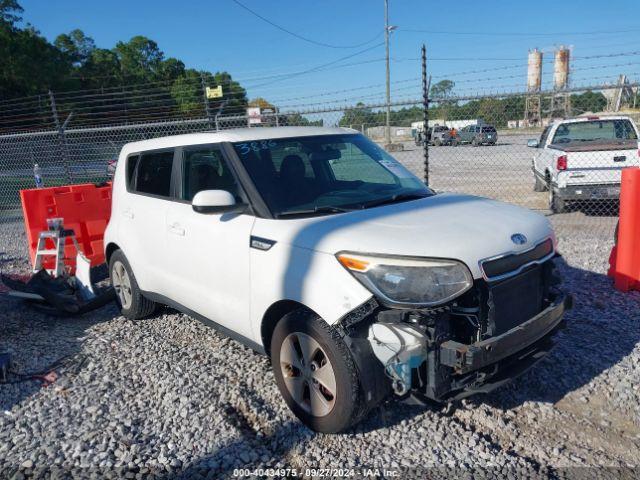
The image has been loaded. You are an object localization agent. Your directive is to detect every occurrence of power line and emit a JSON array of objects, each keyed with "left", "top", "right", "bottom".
[
  {"left": 230, "top": 0, "right": 382, "bottom": 49},
  {"left": 399, "top": 27, "right": 640, "bottom": 37},
  {"left": 246, "top": 43, "right": 385, "bottom": 88}
]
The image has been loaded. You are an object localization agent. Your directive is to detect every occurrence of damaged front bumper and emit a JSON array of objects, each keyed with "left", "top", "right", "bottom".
[
  {"left": 339, "top": 258, "right": 572, "bottom": 406},
  {"left": 440, "top": 292, "right": 571, "bottom": 375}
]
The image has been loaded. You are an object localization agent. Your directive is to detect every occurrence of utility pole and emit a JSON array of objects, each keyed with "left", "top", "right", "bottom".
[{"left": 384, "top": 0, "right": 391, "bottom": 147}]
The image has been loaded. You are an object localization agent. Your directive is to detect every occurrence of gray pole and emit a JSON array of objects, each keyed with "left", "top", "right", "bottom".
[
  {"left": 49, "top": 90, "right": 72, "bottom": 182},
  {"left": 384, "top": 0, "right": 391, "bottom": 147},
  {"left": 201, "top": 73, "right": 214, "bottom": 129},
  {"left": 422, "top": 45, "right": 429, "bottom": 186}
]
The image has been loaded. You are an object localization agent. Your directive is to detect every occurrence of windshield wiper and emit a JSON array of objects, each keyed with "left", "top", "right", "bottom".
[
  {"left": 360, "top": 192, "right": 430, "bottom": 209},
  {"left": 276, "top": 205, "right": 355, "bottom": 218}
]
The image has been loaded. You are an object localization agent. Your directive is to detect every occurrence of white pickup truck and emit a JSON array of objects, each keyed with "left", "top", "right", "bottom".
[{"left": 530, "top": 115, "right": 640, "bottom": 213}]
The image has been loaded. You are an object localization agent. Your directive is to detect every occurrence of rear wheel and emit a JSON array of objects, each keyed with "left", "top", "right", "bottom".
[
  {"left": 271, "top": 309, "right": 364, "bottom": 433},
  {"left": 471, "top": 138, "right": 479, "bottom": 147},
  {"left": 109, "top": 250, "right": 158, "bottom": 319},
  {"left": 549, "top": 187, "right": 566, "bottom": 214},
  {"left": 533, "top": 174, "right": 547, "bottom": 192}
]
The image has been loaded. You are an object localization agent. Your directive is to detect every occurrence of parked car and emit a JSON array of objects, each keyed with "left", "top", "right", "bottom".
[
  {"left": 458, "top": 124, "right": 498, "bottom": 146},
  {"left": 105, "top": 126, "right": 570, "bottom": 433},
  {"left": 430, "top": 125, "right": 453, "bottom": 146},
  {"left": 530, "top": 116, "right": 640, "bottom": 213},
  {"left": 414, "top": 127, "right": 429, "bottom": 146}
]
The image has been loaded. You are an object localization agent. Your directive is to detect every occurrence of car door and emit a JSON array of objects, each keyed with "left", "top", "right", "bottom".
[
  {"left": 164, "top": 144, "right": 255, "bottom": 339},
  {"left": 122, "top": 149, "right": 176, "bottom": 296}
]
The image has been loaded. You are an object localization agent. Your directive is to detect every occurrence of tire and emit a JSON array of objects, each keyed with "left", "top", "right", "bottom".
[
  {"left": 434, "top": 138, "right": 442, "bottom": 147},
  {"left": 270, "top": 309, "right": 363, "bottom": 433},
  {"left": 471, "top": 138, "right": 479, "bottom": 147},
  {"left": 109, "top": 249, "right": 158, "bottom": 319},
  {"left": 533, "top": 174, "right": 547, "bottom": 192},
  {"left": 549, "top": 187, "right": 566, "bottom": 214}
]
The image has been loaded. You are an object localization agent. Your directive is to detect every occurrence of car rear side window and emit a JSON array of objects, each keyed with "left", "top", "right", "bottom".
[{"left": 134, "top": 150, "right": 174, "bottom": 197}]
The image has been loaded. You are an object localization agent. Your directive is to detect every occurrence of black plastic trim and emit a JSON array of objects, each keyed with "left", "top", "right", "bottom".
[
  {"left": 440, "top": 292, "right": 570, "bottom": 374},
  {"left": 142, "top": 291, "right": 266, "bottom": 355}
]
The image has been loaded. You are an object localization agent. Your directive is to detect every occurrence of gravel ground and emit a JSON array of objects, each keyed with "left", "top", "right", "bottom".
[{"left": 0, "top": 205, "right": 638, "bottom": 478}]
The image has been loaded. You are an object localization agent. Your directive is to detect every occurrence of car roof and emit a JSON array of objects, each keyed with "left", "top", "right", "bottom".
[
  {"left": 553, "top": 115, "right": 634, "bottom": 126},
  {"left": 119, "top": 126, "right": 359, "bottom": 156}
]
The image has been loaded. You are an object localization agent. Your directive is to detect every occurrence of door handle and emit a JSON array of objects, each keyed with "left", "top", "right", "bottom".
[
  {"left": 169, "top": 223, "right": 185, "bottom": 236},
  {"left": 122, "top": 209, "right": 134, "bottom": 219}
]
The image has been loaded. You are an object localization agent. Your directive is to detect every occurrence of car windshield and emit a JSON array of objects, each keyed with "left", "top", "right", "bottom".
[
  {"left": 551, "top": 119, "right": 638, "bottom": 145},
  {"left": 232, "top": 133, "right": 432, "bottom": 218}
]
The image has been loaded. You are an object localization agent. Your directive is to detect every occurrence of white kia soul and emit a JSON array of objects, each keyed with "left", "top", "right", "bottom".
[{"left": 105, "top": 127, "right": 570, "bottom": 433}]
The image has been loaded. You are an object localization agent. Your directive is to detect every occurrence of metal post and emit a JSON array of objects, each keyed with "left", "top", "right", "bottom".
[
  {"left": 49, "top": 90, "right": 72, "bottom": 182},
  {"left": 384, "top": 0, "right": 391, "bottom": 147},
  {"left": 201, "top": 73, "right": 214, "bottom": 129},
  {"left": 421, "top": 45, "right": 429, "bottom": 186}
]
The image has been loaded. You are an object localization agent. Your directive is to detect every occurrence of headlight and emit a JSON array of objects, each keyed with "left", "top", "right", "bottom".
[{"left": 337, "top": 252, "right": 473, "bottom": 308}]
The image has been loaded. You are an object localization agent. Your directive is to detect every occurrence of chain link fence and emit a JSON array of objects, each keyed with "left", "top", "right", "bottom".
[{"left": 1, "top": 82, "right": 638, "bottom": 269}]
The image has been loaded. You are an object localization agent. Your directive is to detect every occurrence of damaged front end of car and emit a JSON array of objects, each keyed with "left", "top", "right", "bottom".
[{"left": 336, "top": 245, "right": 573, "bottom": 408}]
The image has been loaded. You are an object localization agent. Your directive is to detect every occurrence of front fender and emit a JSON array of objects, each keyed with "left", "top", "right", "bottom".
[{"left": 250, "top": 243, "right": 373, "bottom": 343}]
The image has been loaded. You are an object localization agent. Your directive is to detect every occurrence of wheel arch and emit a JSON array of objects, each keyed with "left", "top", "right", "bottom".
[
  {"left": 260, "top": 299, "right": 319, "bottom": 357},
  {"left": 105, "top": 242, "right": 121, "bottom": 264}
]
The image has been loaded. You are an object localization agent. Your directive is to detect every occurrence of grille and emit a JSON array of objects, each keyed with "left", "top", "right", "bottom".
[
  {"left": 489, "top": 265, "right": 544, "bottom": 335},
  {"left": 481, "top": 239, "right": 553, "bottom": 280}
]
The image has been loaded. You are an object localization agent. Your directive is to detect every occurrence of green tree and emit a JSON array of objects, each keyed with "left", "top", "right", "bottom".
[
  {"left": 571, "top": 90, "right": 607, "bottom": 114},
  {"left": 81, "top": 48, "right": 121, "bottom": 86},
  {"left": 430, "top": 79, "right": 455, "bottom": 99},
  {"left": 54, "top": 29, "right": 95, "bottom": 66},
  {"left": 170, "top": 69, "right": 202, "bottom": 116},
  {"left": 0, "top": 0, "right": 22, "bottom": 25},
  {"left": 113, "top": 36, "right": 165, "bottom": 82},
  {"left": 248, "top": 97, "right": 276, "bottom": 110},
  {"left": 339, "top": 102, "right": 379, "bottom": 128}
]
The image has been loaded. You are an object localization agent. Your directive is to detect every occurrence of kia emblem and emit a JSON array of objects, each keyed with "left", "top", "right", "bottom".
[{"left": 511, "top": 233, "right": 527, "bottom": 245}]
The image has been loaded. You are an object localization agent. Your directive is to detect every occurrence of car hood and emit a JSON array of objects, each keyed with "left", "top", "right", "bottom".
[{"left": 252, "top": 193, "right": 554, "bottom": 279}]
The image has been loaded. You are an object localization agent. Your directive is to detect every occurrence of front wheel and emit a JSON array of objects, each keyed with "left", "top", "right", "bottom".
[
  {"left": 434, "top": 138, "right": 442, "bottom": 146},
  {"left": 271, "top": 309, "right": 364, "bottom": 433}
]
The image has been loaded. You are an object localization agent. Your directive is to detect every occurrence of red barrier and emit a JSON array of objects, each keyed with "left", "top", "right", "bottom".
[
  {"left": 608, "top": 168, "right": 640, "bottom": 292},
  {"left": 20, "top": 183, "right": 112, "bottom": 274}
]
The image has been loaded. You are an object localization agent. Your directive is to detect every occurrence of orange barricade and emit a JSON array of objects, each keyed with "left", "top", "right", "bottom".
[
  {"left": 20, "top": 183, "right": 112, "bottom": 274},
  {"left": 608, "top": 168, "right": 640, "bottom": 292}
]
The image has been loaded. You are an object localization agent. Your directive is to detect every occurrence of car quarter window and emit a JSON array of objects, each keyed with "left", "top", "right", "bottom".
[
  {"left": 134, "top": 150, "right": 174, "bottom": 197},
  {"left": 181, "top": 147, "right": 240, "bottom": 202},
  {"left": 126, "top": 154, "right": 139, "bottom": 189}
]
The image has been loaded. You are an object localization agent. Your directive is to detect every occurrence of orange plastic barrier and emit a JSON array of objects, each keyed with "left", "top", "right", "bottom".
[
  {"left": 20, "top": 183, "right": 112, "bottom": 274},
  {"left": 608, "top": 168, "right": 640, "bottom": 292}
]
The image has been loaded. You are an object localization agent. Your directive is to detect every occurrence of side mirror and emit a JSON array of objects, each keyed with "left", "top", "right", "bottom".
[
  {"left": 192, "top": 190, "right": 246, "bottom": 214},
  {"left": 527, "top": 139, "right": 539, "bottom": 148}
]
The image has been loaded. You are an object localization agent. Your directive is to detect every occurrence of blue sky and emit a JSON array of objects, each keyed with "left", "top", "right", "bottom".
[{"left": 18, "top": 0, "right": 640, "bottom": 107}]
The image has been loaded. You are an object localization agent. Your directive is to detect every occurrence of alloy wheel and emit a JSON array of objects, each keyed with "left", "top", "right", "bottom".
[
  {"left": 111, "top": 260, "right": 132, "bottom": 309},
  {"left": 279, "top": 332, "right": 337, "bottom": 417}
]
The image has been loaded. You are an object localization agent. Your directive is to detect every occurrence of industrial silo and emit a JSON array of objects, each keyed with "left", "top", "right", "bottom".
[
  {"left": 554, "top": 47, "right": 570, "bottom": 90},
  {"left": 527, "top": 48, "right": 543, "bottom": 92}
]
